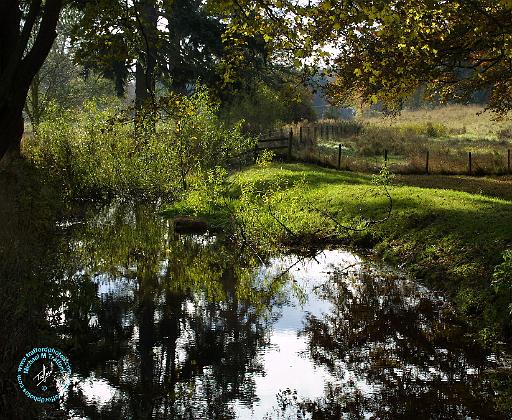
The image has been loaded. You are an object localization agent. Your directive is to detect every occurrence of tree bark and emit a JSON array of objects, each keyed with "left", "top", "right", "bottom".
[
  {"left": 134, "top": 0, "right": 158, "bottom": 108},
  {"left": 134, "top": 0, "right": 158, "bottom": 138},
  {"left": 0, "top": 0, "right": 62, "bottom": 162},
  {"left": 0, "top": 110, "right": 24, "bottom": 159}
]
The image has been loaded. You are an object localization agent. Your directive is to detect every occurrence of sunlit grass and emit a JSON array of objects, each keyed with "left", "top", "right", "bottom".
[{"left": 361, "top": 104, "right": 510, "bottom": 140}]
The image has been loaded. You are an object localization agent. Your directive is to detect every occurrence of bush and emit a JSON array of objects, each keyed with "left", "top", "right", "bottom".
[
  {"left": 493, "top": 250, "right": 512, "bottom": 315},
  {"left": 23, "top": 87, "right": 254, "bottom": 199},
  {"left": 220, "top": 81, "right": 316, "bottom": 132}
]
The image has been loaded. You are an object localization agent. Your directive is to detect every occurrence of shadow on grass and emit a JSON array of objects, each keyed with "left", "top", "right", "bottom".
[{"left": 396, "top": 174, "right": 512, "bottom": 201}]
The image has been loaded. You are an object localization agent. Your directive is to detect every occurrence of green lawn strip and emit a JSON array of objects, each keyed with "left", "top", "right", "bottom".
[{"left": 163, "top": 163, "right": 512, "bottom": 341}]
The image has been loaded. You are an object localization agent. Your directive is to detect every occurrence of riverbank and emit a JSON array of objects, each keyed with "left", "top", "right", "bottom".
[{"left": 164, "top": 163, "right": 512, "bottom": 344}]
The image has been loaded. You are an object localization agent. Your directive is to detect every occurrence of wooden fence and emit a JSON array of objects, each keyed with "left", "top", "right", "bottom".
[
  {"left": 299, "top": 145, "right": 512, "bottom": 176},
  {"left": 231, "top": 122, "right": 512, "bottom": 176}
]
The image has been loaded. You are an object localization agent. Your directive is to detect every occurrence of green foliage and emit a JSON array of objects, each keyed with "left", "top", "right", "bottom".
[
  {"left": 220, "top": 80, "right": 316, "bottom": 131},
  {"left": 23, "top": 87, "right": 253, "bottom": 199},
  {"left": 320, "top": 1, "right": 512, "bottom": 116},
  {"left": 24, "top": 7, "right": 117, "bottom": 127},
  {"left": 372, "top": 164, "right": 394, "bottom": 187},
  {"left": 72, "top": 0, "right": 277, "bottom": 98},
  {"left": 165, "top": 162, "right": 512, "bottom": 342},
  {"left": 255, "top": 149, "right": 275, "bottom": 166},
  {"left": 493, "top": 250, "right": 512, "bottom": 314}
]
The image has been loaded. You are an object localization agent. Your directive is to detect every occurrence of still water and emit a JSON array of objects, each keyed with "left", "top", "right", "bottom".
[{"left": 1, "top": 199, "right": 511, "bottom": 419}]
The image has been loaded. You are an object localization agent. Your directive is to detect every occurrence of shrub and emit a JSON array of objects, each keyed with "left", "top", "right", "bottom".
[
  {"left": 23, "top": 87, "right": 254, "bottom": 199},
  {"left": 493, "top": 250, "right": 512, "bottom": 315}
]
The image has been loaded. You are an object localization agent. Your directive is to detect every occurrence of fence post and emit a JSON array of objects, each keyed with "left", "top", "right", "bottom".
[
  {"left": 338, "top": 144, "right": 342, "bottom": 170},
  {"left": 469, "top": 151, "right": 472, "bottom": 175},
  {"left": 384, "top": 149, "right": 388, "bottom": 164},
  {"left": 508, "top": 149, "right": 510, "bottom": 174},
  {"left": 426, "top": 150, "right": 429, "bottom": 175},
  {"left": 288, "top": 128, "right": 293, "bottom": 160}
]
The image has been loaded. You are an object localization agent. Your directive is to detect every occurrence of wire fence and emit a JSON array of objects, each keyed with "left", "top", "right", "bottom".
[{"left": 239, "top": 121, "right": 512, "bottom": 176}]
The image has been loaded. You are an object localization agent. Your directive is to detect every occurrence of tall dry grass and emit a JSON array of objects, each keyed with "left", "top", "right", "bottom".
[
  {"left": 361, "top": 104, "right": 512, "bottom": 140},
  {"left": 283, "top": 105, "right": 512, "bottom": 175}
]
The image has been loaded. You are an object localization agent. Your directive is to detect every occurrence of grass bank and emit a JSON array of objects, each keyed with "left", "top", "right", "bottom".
[{"left": 164, "top": 162, "right": 512, "bottom": 343}]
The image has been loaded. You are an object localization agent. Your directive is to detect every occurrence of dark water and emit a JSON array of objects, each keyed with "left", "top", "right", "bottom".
[{"left": 1, "top": 197, "right": 511, "bottom": 419}]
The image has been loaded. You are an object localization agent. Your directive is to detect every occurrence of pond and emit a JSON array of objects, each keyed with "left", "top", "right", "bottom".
[{"left": 1, "top": 198, "right": 511, "bottom": 419}]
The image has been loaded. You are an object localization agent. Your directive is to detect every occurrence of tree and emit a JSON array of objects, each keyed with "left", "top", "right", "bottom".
[
  {"left": 308, "top": 1, "right": 512, "bottom": 114},
  {"left": 0, "top": 0, "right": 308, "bottom": 162},
  {"left": 24, "top": 8, "right": 117, "bottom": 127},
  {"left": 0, "top": 1, "right": 63, "bottom": 160},
  {"left": 72, "top": 0, "right": 279, "bottom": 100}
]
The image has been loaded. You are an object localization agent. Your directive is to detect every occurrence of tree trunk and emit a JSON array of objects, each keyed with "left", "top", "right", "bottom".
[
  {"left": 25, "top": 72, "right": 41, "bottom": 128},
  {"left": 135, "top": 0, "right": 158, "bottom": 108},
  {"left": 134, "top": 0, "right": 158, "bottom": 138},
  {"left": 0, "top": 106, "right": 24, "bottom": 160},
  {"left": 0, "top": 0, "right": 62, "bottom": 162}
]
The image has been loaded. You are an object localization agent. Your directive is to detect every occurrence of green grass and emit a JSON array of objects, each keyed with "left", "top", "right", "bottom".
[{"left": 164, "top": 162, "right": 512, "bottom": 342}]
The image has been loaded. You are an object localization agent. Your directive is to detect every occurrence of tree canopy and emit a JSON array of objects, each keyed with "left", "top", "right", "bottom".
[{"left": 314, "top": 1, "right": 512, "bottom": 114}]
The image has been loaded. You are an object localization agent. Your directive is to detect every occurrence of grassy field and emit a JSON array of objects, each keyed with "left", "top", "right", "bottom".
[
  {"left": 361, "top": 104, "right": 511, "bottom": 140},
  {"left": 299, "top": 105, "right": 512, "bottom": 175},
  {"left": 395, "top": 174, "right": 512, "bottom": 201},
  {"left": 165, "top": 162, "right": 512, "bottom": 343}
]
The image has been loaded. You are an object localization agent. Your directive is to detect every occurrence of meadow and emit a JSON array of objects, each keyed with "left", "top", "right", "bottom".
[{"left": 293, "top": 105, "right": 512, "bottom": 175}]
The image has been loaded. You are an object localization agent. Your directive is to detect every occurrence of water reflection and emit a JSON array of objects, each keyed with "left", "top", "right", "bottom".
[
  {"left": 272, "top": 261, "right": 510, "bottom": 419},
  {"left": 57, "top": 201, "right": 283, "bottom": 419},
  {"left": 0, "top": 193, "right": 511, "bottom": 419}
]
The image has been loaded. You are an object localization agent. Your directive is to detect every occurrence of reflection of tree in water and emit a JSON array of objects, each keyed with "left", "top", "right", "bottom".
[
  {"left": 55, "top": 201, "right": 280, "bottom": 419},
  {"left": 276, "top": 265, "right": 508, "bottom": 419},
  {"left": 0, "top": 170, "right": 91, "bottom": 419},
  {"left": 0, "top": 182, "right": 287, "bottom": 419},
  {"left": 4, "top": 179, "right": 510, "bottom": 419}
]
